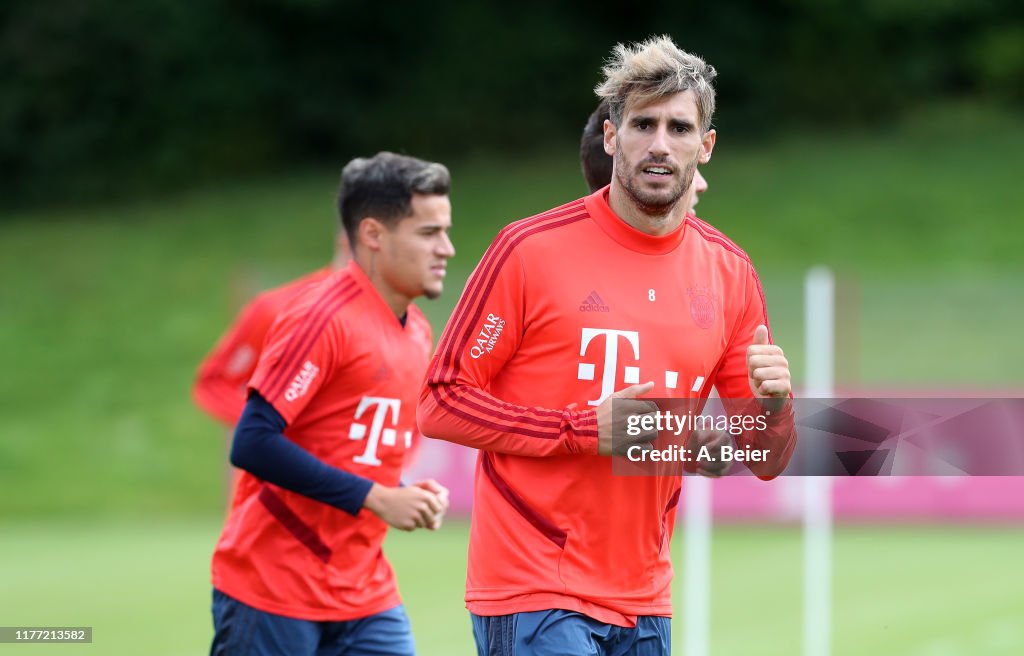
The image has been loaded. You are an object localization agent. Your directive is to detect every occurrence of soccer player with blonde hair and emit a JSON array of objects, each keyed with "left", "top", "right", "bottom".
[{"left": 419, "top": 36, "right": 796, "bottom": 654}]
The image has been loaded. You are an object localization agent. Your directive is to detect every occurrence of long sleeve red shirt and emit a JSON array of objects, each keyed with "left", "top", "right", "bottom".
[{"left": 419, "top": 188, "right": 795, "bottom": 625}]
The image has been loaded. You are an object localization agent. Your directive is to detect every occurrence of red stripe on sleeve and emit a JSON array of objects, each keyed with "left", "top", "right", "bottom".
[
  {"left": 433, "top": 204, "right": 589, "bottom": 384},
  {"left": 432, "top": 384, "right": 598, "bottom": 440},
  {"left": 748, "top": 263, "right": 770, "bottom": 332},
  {"left": 431, "top": 386, "right": 560, "bottom": 439},
  {"left": 686, "top": 216, "right": 752, "bottom": 263},
  {"left": 262, "top": 283, "right": 361, "bottom": 400},
  {"left": 432, "top": 203, "right": 586, "bottom": 381},
  {"left": 260, "top": 280, "right": 351, "bottom": 396},
  {"left": 264, "top": 286, "right": 361, "bottom": 401}
]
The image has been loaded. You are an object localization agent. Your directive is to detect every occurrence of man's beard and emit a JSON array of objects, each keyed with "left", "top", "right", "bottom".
[{"left": 615, "top": 149, "right": 698, "bottom": 216}]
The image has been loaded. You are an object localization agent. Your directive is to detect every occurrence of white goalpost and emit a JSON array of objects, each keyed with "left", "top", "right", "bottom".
[
  {"left": 680, "top": 266, "right": 835, "bottom": 656},
  {"left": 682, "top": 474, "right": 713, "bottom": 656},
  {"left": 803, "top": 266, "right": 834, "bottom": 656}
]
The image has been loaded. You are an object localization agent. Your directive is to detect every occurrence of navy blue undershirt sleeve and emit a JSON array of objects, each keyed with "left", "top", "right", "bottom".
[{"left": 230, "top": 392, "right": 375, "bottom": 516}]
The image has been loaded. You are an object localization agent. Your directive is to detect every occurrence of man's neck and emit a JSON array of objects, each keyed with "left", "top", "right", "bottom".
[
  {"left": 330, "top": 252, "right": 348, "bottom": 269},
  {"left": 353, "top": 253, "right": 410, "bottom": 319},
  {"left": 607, "top": 182, "right": 686, "bottom": 236}
]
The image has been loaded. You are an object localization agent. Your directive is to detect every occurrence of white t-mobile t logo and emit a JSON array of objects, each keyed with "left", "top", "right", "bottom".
[
  {"left": 577, "top": 328, "right": 641, "bottom": 406},
  {"left": 348, "top": 396, "right": 412, "bottom": 466}
]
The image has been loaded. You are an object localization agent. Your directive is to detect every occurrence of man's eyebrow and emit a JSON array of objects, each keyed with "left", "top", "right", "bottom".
[{"left": 669, "top": 118, "right": 696, "bottom": 130}]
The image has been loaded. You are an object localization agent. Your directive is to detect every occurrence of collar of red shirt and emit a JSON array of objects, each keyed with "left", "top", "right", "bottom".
[{"left": 583, "top": 185, "right": 688, "bottom": 256}]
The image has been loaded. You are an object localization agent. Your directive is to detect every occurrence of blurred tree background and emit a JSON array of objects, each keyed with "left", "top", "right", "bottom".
[{"left": 2, "top": 0, "right": 1022, "bottom": 206}]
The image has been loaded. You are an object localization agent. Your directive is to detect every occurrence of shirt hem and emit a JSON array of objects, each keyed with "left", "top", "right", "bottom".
[
  {"left": 213, "top": 580, "right": 402, "bottom": 622},
  {"left": 466, "top": 593, "right": 672, "bottom": 628}
]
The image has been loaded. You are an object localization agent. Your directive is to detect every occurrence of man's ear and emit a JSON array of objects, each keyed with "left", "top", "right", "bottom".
[
  {"left": 699, "top": 128, "right": 716, "bottom": 164},
  {"left": 358, "top": 218, "right": 386, "bottom": 252},
  {"left": 603, "top": 119, "right": 617, "bottom": 157}
]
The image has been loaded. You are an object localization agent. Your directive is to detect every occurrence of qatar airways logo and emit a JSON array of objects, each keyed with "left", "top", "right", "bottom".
[
  {"left": 470, "top": 313, "right": 506, "bottom": 359},
  {"left": 576, "top": 328, "right": 706, "bottom": 405},
  {"left": 284, "top": 361, "right": 320, "bottom": 402},
  {"left": 348, "top": 396, "right": 412, "bottom": 467}
]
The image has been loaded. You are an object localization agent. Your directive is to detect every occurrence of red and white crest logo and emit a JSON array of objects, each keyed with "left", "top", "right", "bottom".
[{"left": 688, "top": 286, "right": 716, "bottom": 329}]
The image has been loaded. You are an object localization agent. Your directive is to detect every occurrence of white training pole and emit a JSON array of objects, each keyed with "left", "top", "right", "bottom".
[
  {"left": 803, "top": 266, "right": 834, "bottom": 656},
  {"left": 682, "top": 473, "right": 713, "bottom": 656}
]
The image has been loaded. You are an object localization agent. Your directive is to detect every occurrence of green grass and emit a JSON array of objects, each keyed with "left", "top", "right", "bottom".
[
  {"left": 1, "top": 519, "right": 1022, "bottom": 655},
  {"left": 0, "top": 102, "right": 1022, "bottom": 517},
  {"left": 706, "top": 525, "right": 1024, "bottom": 655}
]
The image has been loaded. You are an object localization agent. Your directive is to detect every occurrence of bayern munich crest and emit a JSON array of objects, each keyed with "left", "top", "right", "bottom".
[{"left": 688, "top": 286, "right": 717, "bottom": 329}]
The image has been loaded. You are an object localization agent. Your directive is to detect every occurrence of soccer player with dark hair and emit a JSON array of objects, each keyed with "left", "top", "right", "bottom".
[
  {"left": 211, "top": 152, "right": 455, "bottom": 656},
  {"left": 419, "top": 36, "right": 796, "bottom": 655},
  {"left": 581, "top": 98, "right": 708, "bottom": 210}
]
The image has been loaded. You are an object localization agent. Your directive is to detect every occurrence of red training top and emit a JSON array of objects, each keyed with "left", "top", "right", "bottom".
[
  {"left": 213, "top": 260, "right": 433, "bottom": 620},
  {"left": 419, "top": 187, "right": 795, "bottom": 626}
]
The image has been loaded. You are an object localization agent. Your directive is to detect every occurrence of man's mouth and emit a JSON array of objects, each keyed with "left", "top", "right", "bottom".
[
  {"left": 642, "top": 165, "right": 674, "bottom": 177},
  {"left": 431, "top": 265, "right": 447, "bottom": 278}
]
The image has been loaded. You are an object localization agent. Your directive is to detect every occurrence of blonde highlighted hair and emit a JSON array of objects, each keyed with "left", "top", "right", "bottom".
[{"left": 595, "top": 35, "right": 717, "bottom": 133}]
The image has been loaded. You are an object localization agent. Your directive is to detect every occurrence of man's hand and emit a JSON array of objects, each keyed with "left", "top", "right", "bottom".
[
  {"left": 410, "top": 479, "right": 450, "bottom": 530},
  {"left": 597, "top": 382, "right": 659, "bottom": 456},
  {"left": 688, "top": 429, "right": 732, "bottom": 478},
  {"left": 363, "top": 483, "right": 444, "bottom": 531},
  {"left": 747, "top": 325, "right": 791, "bottom": 412}
]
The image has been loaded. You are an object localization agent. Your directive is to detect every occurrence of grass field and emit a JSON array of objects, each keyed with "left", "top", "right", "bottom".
[{"left": 1, "top": 519, "right": 1022, "bottom": 655}]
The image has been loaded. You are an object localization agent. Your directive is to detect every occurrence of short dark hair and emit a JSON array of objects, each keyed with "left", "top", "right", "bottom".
[
  {"left": 338, "top": 152, "right": 450, "bottom": 243},
  {"left": 580, "top": 100, "right": 613, "bottom": 193}
]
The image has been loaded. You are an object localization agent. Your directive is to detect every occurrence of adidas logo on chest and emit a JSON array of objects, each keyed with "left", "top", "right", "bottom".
[{"left": 578, "top": 290, "right": 610, "bottom": 313}]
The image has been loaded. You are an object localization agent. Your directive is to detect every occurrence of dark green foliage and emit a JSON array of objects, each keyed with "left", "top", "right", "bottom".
[{"left": 1, "top": 0, "right": 1022, "bottom": 205}]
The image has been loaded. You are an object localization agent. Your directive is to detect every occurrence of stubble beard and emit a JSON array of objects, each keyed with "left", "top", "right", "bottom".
[
  {"left": 420, "top": 270, "right": 444, "bottom": 300},
  {"left": 616, "top": 148, "right": 699, "bottom": 220}
]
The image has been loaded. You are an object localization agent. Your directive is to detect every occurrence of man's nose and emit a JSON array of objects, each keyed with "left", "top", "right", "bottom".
[
  {"left": 648, "top": 125, "right": 670, "bottom": 157},
  {"left": 437, "top": 232, "right": 455, "bottom": 258}
]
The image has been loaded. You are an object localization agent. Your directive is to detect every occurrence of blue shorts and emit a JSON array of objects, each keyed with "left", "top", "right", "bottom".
[
  {"left": 210, "top": 588, "right": 415, "bottom": 656},
  {"left": 471, "top": 609, "right": 671, "bottom": 655}
]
